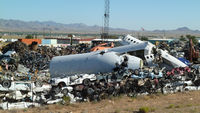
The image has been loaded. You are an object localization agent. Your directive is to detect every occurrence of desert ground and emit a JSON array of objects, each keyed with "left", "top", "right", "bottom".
[{"left": 2, "top": 91, "right": 200, "bottom": 113}]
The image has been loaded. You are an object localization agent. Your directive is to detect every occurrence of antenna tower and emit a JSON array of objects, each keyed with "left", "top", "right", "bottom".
[{"left": 102, "top": 0, "right": 110, "bottom": 39}]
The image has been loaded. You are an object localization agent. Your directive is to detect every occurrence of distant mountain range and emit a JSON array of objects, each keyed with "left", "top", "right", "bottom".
[
  {"left": 0, "top": 19, "right": 200, "bottom": 35},
  {"left": 0, "top": 19, "right": 131, "bottom": 34},
  {"left": 153, "top": 27, "right": 200, "bottom": 34}
]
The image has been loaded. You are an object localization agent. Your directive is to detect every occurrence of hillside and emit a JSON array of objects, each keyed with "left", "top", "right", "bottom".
[
  {"left": 1, "top": 19, "right": 200, "bottom": 36},
  {"left": 0, "top": 19, "right": 132, "bottom": 34}
]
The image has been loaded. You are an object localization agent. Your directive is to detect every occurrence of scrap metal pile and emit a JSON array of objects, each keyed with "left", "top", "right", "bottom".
[
  {"left": 0, "top": 41, "right": 90, "bottom": 109},
  {"left": 0, "top": 35, "right": 199, "bottom": 110},
  {"left": 1, "top": 41, "right": 89, "bottom": 72},
  {"left": 48, "top": 64, "right": 200, "bottom": 103}
]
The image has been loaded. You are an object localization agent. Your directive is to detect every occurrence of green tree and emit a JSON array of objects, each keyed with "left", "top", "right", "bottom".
[
  {"left": 34, "top": 34, "right": 38, "bottom": 39},
  {"left": 186, "top": 35, "right": 198, "bottom": 45},
  {"left": 179, "top": 35, "right": 186, "bottom": 41},
  {"left": 141, "top": 36, "right": 148, "bottom": 41},
  {"left": 25, "top": 34, "right": 33, "bottom": 39}
]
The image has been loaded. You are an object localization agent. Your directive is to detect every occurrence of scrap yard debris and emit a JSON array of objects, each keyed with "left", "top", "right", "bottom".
[{"left": 0, "top": 35, "right": 199, "bottom": 110}]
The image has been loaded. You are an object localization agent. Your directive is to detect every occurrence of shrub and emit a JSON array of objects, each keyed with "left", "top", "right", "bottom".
[
  {"left": 62, "top": 96, "right": 71, "bottom": 105},
  {"left": 166, "top": 104, "right": 174, "bottom": 109},
  {"left": 139, "top": 107, "right": 150, "bottom": 113}
]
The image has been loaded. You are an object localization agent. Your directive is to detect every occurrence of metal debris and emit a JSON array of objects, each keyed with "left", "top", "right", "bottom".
[{"left": 0, "top": 36, "right": 199, "bottom": 110}]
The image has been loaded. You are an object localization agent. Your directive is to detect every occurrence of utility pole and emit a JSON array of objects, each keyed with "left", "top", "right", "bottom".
[{"left": 101, "top": 0, "right": 110, "bottom": 40}]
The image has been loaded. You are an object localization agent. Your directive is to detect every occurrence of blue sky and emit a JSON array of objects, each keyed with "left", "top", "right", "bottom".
[{"left": 0, "top": 0, "right": 200, "bottom": 30}]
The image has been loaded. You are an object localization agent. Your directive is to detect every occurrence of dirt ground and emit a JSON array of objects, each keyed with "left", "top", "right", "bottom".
[{"left": 2, "top": 91, "right": 200, "bottom": 113}]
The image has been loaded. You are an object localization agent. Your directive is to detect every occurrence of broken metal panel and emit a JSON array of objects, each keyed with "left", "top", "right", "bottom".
[
  {"left": 0, "top": 102, "right": 40, "bottom": 110},
  {"left": 125, "top": 54, "right": 143, "bottom": 70},
  {"left": 33, "top": 84, "right": 51, "bottom": 92},
  {"left": 145, "top": 54, "right": 155, "bottom": 66},
  {"left": 47, "top": 99, "right": 62, "bottom": 104},
  {"left": 4, "top": 51, "right": 16, "bottom": 57},
  {"left": 0, "top": 81, "right": 33, "bottom": 91},
  {"left": 131, "top": 71, "right": 163, "bottom": 79},
  {"left": 159, "top": 49, "right": 187, "bottom": 68},
  {"left": 17, "top": 64, "right": 30, "bottom": 74},
  {"left": 107, "top": 41, "right": 155, "bottom": 56},
  {"left": 184, "top": 86, "right": 200, "bottom": 91},
  {"left": 32, "top": 94, "right": 47, "bottom": 103},
  {"left": 5, "top": 90, "right": 28, "bottom": 100},
  {"left": 68, "top": 93, "right": 76, "bottom": 103}
]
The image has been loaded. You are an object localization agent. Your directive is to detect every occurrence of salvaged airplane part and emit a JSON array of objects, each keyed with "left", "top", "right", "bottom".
[
  {"left": 107, "top": 41, "right": 155, "bottom": 56},
  {"left": 50, "top": 34, "right": 185, "bottom": 79},
  {"left": 158, "top": 49, "right": 187, "bottom": 69},
  {"left": 112, "top": 35, "right": 187, "bottom": 68},
  {"left": 120, "top": 34, "right": 143, "bottom": 45},
  {"left": 107, "top": 41, "right": 155, "bottom": 65},
  {"left": 124, "top": 54, "right": 143, "bottom": 70},
  {"left": 50, "top": 51, "right": 143, "bottom": 78}
]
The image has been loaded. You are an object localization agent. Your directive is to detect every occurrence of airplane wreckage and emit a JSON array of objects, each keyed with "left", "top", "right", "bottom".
[
  {"left": 50, "top": 35, "right": 186, "bottom": 77},
  {"left": 0, "top": 35, "right": 200, "bottom": 110}
]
